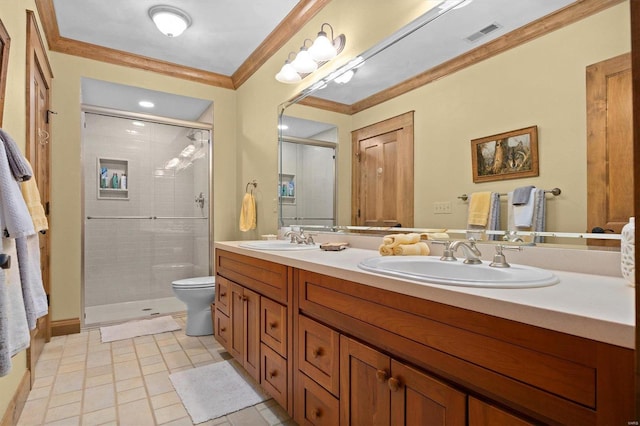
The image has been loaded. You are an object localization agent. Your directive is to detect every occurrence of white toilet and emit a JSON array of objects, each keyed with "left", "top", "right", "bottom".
[{"left": 171, "top": 276, "right": 216, "bottom": 336}]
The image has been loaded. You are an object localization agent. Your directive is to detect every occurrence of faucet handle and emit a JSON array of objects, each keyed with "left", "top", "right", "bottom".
[
  {"left": 431, "top": 240, "right": 456, "bottom": 261},
  {"left": 489, "top": 244, "right": 522, "bottom": 268}
]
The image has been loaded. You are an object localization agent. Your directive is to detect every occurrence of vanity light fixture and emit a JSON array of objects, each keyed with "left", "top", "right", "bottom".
[
  {"left": 138, "top": 100, "right": 155, "bottom": 108},
  {"left": 275, "top": 23, "right": 345, "bottom": 84},
  {"left": 149, "top": 5, "right": 192, "bottom": 37}
]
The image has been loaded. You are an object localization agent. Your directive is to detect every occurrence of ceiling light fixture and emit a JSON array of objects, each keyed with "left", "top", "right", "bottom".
[
  {"left": 149, "top": 5, "right": 192, "bottom": 37},
  {"left": 275, "top": 23, "right": 345, "bottom": 84}
]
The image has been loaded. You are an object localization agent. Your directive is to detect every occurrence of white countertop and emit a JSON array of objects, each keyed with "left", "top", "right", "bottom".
[{"left": 215, "top": 241, "right": 635, "bottom": 349}]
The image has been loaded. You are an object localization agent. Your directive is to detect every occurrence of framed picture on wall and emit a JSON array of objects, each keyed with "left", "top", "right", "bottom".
[
  {"left": 471, "top": 125, "right": 539, "bottom": 183},
  {"left": 0, "top": 19, "right": 10, "bottom": 128}
]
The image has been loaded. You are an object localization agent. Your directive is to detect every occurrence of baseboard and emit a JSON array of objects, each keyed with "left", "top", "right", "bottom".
[
  {"left": 51, "top": 318, "right": 81, "bottom": 336},
  {"left": 0, "top": 369, "right": 30, "bottom": 426}
]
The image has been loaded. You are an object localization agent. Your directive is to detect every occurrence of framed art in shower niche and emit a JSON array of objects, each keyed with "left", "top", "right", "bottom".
[
  {"left": 0, "top": 19, "right": 10, "bottom": 127},
  {"left": 471, "top": 125, "right": 539, "bottom": 183}
]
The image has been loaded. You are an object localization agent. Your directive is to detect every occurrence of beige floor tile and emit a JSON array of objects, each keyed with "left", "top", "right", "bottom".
[
  {"left": 112, "top": 345, "right": 135, "bottom": 356},
  {"left": 81, "top": 406, "right": 116, "bottom": 426},
  {"left": 32, "top": 375, "right": 55, "bottom": 389},
  {"left": 188, "top": 352, "right": 214, "bottom": 364},
  {"left": 87, "top": 343, "right": 111, "bottom": 354},
  {"left": 154, "top": 403, "right": 188, "bottom": 424},
  {"left": 52, "top": 371, "right": 85, "bottom": 395},
  {"left": 156, "top": 337, "right": 179, "bottom": 347},
  {"left": 226, "top": 406, "right": 269, "bottom": 426},
  {"left": 117, "top": 398, "right": 155, "bottom": 426},
  {"left": 154, "top": 332, "right": 177, "bottom": 342},
  {"left": 115, "top": 377, "right": 144, "bottom": 392},
  {"left": 159, "top": 343, "right": 182, "bottom": 354},
  {"left": 113, "top": 351, "right": 137, "bottom": 363},
  {"left": 48, "top": 390, "right": 83, "bottom": 409},
  {"left": 86, "top": 350, "right": 112, "bottom": 369},
  {"left": 85, "top": 373, "right": 113, "bottom": 388},
  {"left": 40, "top": 346, "right": 64, "bottom": 361},
  {"left": 35, "top": 358, "right": 61, "bottom": 377},
  {"left": 44, "top": 402, "right": 81, "bottom": 423},
  {"left": 86, "top": 364, "right": 112, "bottom": 378},
  {"left": 18, "top": 397, "right": 48, "bottom": 425},
  {"left": 27, "top": 385, "right": 52, "bottom": 401},
  {"left": 133, "top": 335, "right": 155, "bottom": 344},
  {"left": 59, "top": 353, "right": 86, "bottom": 366},
  {"left": 62, "top": 343, "right": 88, "bottom": 357},
  {"left": 58, "top": 362, "right": 86, "bottom": 374},
  {"left": 138, "top": 354, "right": 164, "bottom": 366},
  {"left": 257, "top": 399, "right": 291, "bottom": 425},
  {"left": 142, "top": 361, "right": 167, "bottom": 375},
  {"left": 185, "top": 347, "right": 207, "bottom": 357},
  {"left": 162, "top": 351, "right": 191, "bottom": 369},
  {"left": 143, "top": 371, "right": 173, "bottom": 396},
  {"left": 135, "top": 342, "right": 160, "bottom": 358},
  {"left": 150, "top": 391, "right": 181, "bottom": 410},
  {"left": 83, "top": 383, "right": 115, "bottom": 413},
  {"left": 111, "top": 338, "right": 134, "bottom": 349},
  {"left": 44, "top": 416, "right": 80, "bottom": 426},
  {"left": 116, "top": 386, "right": 148, "bottom": 404},
  {"left": 113, "top": 360, "right": 141, "bottom": 381},
  {"left": 159, "top": 416, "right": 194, "bottom": 426}
]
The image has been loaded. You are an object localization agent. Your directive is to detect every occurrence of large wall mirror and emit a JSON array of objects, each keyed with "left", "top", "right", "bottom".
[
  {"left": 278, "top": 0, "right": 631, "bottom": 246},
  {"left": 0, "top": 19, "right": 11, "bottom": 127}
]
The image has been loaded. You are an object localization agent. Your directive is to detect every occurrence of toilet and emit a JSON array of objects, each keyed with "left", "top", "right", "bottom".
[{"left": 171, "top": 276, "right": 216, "bottom": 336}]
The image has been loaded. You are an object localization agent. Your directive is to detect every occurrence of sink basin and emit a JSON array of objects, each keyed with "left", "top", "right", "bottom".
[
  {"left": 239, "top": 240, "right": 318, "bottom": 251},
  {"left": 358, "top": 256, "right": 558, "bottom": 288}
]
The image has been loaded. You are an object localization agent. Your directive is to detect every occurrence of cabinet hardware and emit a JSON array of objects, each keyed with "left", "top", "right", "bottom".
[
  {"left": 242, "top": 295, "right": 248, "bottom": 301},
  {"left": 376, "top": 369, "right": 389, "bottom": 383},
  {"left": 269, "top": 321, "right": 277, "bottom": 330},
  {"left": 312, "top": 347, "right": 323, "bottom": 358},
  {"left": 220, "top": 326, "right": 226, "bottom": 332},
  {"left": 310, "top": 408, "right": 322, "bottom": 419},
  {"left": 269, "top": 370, "right": 278, "bottom": 379},
  {"left": 388, "top": 377, "right": 401, "bottom": 392},
  {"left": 220, "top": 292, "right": 226, "bottom": 297}
]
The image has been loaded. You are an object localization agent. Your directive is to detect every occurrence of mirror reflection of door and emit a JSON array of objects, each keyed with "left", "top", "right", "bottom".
[
  {"left": 586, "top": 53, "right": 632, "bottom": 247},
  {"left": 279, "top": 116, "right": 337, "bottom": 227},
  {"left": 352, "top": 111, "right": 414, "bottom": 227}
]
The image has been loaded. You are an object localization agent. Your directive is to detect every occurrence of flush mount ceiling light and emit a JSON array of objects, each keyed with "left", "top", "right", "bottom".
[
  {"left": 149, "top": 5, "right": 192, "bottom": 37},
  {"left": 275, "top": 23, "right": 345, "bottom": 84}
]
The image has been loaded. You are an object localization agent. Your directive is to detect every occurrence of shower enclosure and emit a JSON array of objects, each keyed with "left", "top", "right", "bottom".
[{"left": 82, "top": 111, "right": 211, "bottom": 326}]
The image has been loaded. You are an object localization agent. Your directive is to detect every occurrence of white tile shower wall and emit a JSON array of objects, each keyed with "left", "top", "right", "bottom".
[{"left": 83, "top": 114, "right": 210, "bottom": 308}]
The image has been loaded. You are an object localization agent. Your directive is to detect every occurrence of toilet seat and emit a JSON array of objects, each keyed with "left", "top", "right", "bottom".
[{"left": 171, "top": 276, "right": 215, "bottom": 289}]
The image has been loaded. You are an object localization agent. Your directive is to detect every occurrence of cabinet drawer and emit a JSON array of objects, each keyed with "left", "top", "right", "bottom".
[
  {"left": 295, "top": 372, "right": 339, "bottom": 426},
  {"left": 261, "top": 297, "right": 287, "bottom": 357},
  {"left": 469, "top": 397, "right": 537, "bottom": 426},
  {"left": 214, "top": 309, "right": 230, "bottom": 350},
  {"left": 215, "top": 276, "right": 231, "bottom": 316},
  {"left": 298, "top": 315, "right": 339, "bottom": 396},
  {"left": 261, "top": 343, "right": 288, "bottom": 408},
  {"left": 216, "top": 250, "right": 288, "bottom": 303}
]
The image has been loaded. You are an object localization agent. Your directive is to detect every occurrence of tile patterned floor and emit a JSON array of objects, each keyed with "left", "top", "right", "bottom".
[{"left": 18, "top": 315, "right": 295, "bottom": 426}]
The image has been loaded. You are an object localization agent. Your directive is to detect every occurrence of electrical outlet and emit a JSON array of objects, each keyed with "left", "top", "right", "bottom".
[{"left": 433, "top": 201, "right": 452, "bottom": 214}]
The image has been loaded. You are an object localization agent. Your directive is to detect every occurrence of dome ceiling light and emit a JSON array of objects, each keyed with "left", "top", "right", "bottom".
[{"left": 149, "top": 5, "right": 192, "bottom": 38}]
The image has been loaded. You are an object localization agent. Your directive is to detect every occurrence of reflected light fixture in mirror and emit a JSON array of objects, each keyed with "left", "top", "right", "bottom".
[
  {"left": 149, "top": 5, "right": 192, "bottom": 37},
  {"left": 275, "top": 23, "right": 346, "bottom": 84}
]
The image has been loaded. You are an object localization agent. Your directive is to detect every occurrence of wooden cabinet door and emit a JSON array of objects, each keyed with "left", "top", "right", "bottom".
[
  {"left": 230, "top": 282, "right": 245, "bottom": 362},
  {"left": 340, "top": 335, "right": 391, "bottom": 426},
  {"left": 244, "top": 287, "right": 260, "bottom": 382},
  {"left": 390, "top": 360, "right": 466, "bottom": 426},
  {"left": 468, "top": 397, "right": 536, "bottom": 426}
]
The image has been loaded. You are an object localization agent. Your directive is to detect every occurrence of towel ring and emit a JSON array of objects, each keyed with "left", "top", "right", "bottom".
[{"left": 246, "top": 180, "right": 257, "bottom": 194}]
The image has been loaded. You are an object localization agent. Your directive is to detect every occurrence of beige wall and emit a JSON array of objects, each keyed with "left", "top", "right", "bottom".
[{"left": 0, "top": 0, "right": 38, "bottom": 416}]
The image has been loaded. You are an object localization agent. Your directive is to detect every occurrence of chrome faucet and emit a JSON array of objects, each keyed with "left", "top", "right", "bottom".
[
  {"left": 284, "top": 229, "right": 315, "bottom": 245},
  {"left": 489, "top": 244, "right": 522, "bottom": 268},
  {"left": 449, "top": 239, "right": 482, "bottom": 264}
]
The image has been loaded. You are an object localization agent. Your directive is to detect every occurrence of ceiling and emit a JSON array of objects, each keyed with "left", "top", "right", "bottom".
[{"left": 45, "top": 0, "right": 583, "bottom": 121}]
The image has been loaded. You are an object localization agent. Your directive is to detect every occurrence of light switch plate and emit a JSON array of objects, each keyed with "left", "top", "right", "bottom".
[{"left": 433, "top": 201, "right": 452, "bottom": 214}]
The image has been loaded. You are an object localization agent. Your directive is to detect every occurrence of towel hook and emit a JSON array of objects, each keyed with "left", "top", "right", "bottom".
[{"left": 246, "top": 180, "right": 257, "bottom": 194}]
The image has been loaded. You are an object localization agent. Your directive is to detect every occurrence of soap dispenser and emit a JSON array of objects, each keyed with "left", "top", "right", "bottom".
[{"left": 621, "top": 217, "right": 635, "bottom": 287}]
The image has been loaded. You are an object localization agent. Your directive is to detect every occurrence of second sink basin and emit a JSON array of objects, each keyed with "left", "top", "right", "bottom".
[
  {"left": 358, "top": 256, "right": 558, "bottom": 288},
  {"left": 239, "top": 240, "right": 318, "bottom": 251}
]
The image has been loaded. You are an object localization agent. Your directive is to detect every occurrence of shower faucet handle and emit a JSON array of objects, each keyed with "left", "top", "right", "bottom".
[{"left": 195, "top": 192, "right": 205, "bottom": 208}]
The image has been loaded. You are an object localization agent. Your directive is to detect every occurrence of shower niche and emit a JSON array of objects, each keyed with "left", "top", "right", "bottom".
[{"left": 97, "top": 157, "right": 129, "bottom": 200}]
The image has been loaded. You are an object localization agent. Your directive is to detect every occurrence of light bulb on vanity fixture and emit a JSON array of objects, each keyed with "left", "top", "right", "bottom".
[
  {"left": 291, "top": 40, "right": 318, "bottom": 74},
  {"left": 309, "top": 23, "right": 341, "bottom": 61},
  {"left": 149, "top": 5, "right": 192, "bottom": 37},
  {"left": 275, "top": 52, "right": 303, "bottom": 84}
]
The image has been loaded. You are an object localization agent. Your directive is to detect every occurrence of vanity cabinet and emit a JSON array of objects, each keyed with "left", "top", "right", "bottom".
[{"left": 214, "top": 250, "right": 293, "bottom": 413}]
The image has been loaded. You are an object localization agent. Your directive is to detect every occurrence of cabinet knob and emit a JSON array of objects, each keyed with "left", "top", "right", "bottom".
[
  {"left": 310, "top": 408, "right": 322, "bottom": 419},
  {"left": 220, "top": 326, "right": 226, "bottom": 332},
  {"left": 388, "top": 377, "right": 401, "bottom": 392},
  {"left": 376, "top": 369, "right": 389, "bottom": 383},
  {"left": 312, "top": 347, "right": 323, "bottom": 358},
  {"left": 220, "top": 292, "right": 226, "bottom": 297},
  {"left": 268, "top": 370, "right": 278, "bottom": 379},
  {"left": 269, "top": 321, "right": 277, "bottom": 330},
  {"left": 242, "top": 295, "right": 248, "bottom": 301}
]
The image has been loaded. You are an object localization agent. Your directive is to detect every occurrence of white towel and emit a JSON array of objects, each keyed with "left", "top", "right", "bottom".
[
  {"left": 16, "top": 235, "right": 48, "bottom": 330},
  {"left": 0, "top": 238, "right": 31, "bottom": 377},
  {"left": 512, "top": 187, "right": 536, "bottom": 227},
  {"left": 0, "top": 142, "right": 35, "bottom": 239},
  {"left": 532, "top": 189, "right": 546, "bottom": 243}
]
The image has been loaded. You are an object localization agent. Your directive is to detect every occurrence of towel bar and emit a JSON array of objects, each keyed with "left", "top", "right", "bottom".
[{"left": 457, "top": 187, "right": 561, "bottom": 202}]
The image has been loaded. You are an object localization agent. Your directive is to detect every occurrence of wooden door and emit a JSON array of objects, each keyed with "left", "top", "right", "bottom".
[
  {"left": 340, "top": 335, "right": 391, "bottom": 426},
  {"left": 586, "top": 53, "right": 632, "bottom": 246},
  {"left": 468, "top": 397, "right": 536, "bottom": 426},
  {"left": 390, "top": 360, "right": 466, "bottom": 426},
  {"left": 243, "top": 287, "right": 260, "bottom": 382},
  {"left": 352, "top": 112, "right": 414, "bottom": 227},
  {"left": 230, "top": 282, "right": 245, "bottom": 362},
  {"left": 25, "top": 10, "right": 53, "bottom": 381}
]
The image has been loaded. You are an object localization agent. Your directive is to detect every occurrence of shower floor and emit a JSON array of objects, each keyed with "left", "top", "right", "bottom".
[{"left": 84, "top": 296, "right": 186, "bottom": 327}]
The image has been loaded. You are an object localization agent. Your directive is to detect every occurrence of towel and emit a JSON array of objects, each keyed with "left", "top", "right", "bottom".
[
  {"left": 0, "top": 238, "right": 31, "bottom": 377},
  {"left": 20, "top": 161, "right": 48, "bottom": 232},
  {"left": 467, "top": 192, "right": 492, "bottom": 226},
  {"left": 513, "top": 187, "right": 537, "bottom": 227},
  {"left": 420, "top": 232, "right": 450, "bottom": 240},
  {"left": 392, "top": 242, "right": 430, "bottom": 256},
  {"left": 239, "top": 193, "right": 256, "bottom": 232},
  {"left": 0, "top": 142, "right": 35, "bottom": 239},
  {"left": 382, "top": 233, "right": 420, "bottom": 247},
  {"left": 0, "top": 129, "right": 32, "bottom": 182},
  {"left": 379, "top": 244, "right": 394, "bottom": 256},
  {"left": 16, "top": 235, "right": 48, "bottom": 330},
  {"left": 532, "top": 189, "right": 546, "bottom": 243},
  {"left": 512, "top": 185, "right": 535, "bottom": 205},
  {"left": 487, "top": 192, "right": 501, "bottom": 241}
]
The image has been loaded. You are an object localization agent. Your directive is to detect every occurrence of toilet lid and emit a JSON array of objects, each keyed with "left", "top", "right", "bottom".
[{"left": 172, "top": 276, "right": 215, "bottom": 288}]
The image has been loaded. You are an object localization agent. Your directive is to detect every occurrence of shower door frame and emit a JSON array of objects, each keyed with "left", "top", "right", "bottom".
[{"left": 80, "top": 105, "right": 213, "bottom": 327}]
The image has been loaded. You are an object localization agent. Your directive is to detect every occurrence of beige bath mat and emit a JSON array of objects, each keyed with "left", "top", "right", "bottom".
[{"left": 100, "top": 316, "right": 181, "bottom": 342}]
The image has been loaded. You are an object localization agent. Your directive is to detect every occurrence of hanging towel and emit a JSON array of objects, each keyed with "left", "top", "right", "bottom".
[
  {"left": 512, "top": 187, "right": 537, "bottom": 227},
  {"left": 0, "top": 238, "right": 31, "bottom": 377},
  {"left": 20, "top": 161, "right": 48, "bottom": 232},
  {"left": 0, "top": 142, "right": 35, "bottom": 239},
  {"left": 0, "top": 129, "right": 32, "bottom": 182},
  {"left": 486, "top": 192, "right": 501, "bottom": 241},
  {"left": 16, "top": 235, "right": 48, "bottom": 330},
  {"left": 512, "top": 185, "right": 535, "bottom": 205},
  {"left": 532, "top": 189, "right": 546, "bottom": 243},
  {"left": 239, "top": 192, "right": 256, "bottom": 232},
  {"left": 467, "top": 192, "right": 492, "bottom": 226}
]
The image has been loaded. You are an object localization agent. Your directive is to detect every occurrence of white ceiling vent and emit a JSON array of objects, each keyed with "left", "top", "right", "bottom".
[{"left": 465, "top": 22, "right": 502, "bottom": 43}]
